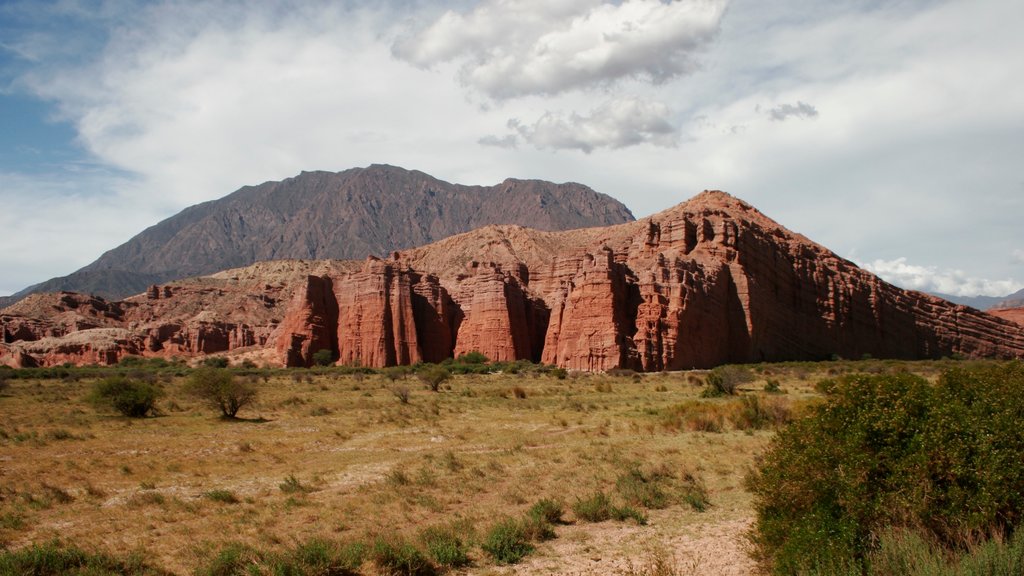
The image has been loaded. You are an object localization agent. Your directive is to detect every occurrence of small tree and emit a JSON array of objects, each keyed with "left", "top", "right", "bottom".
[
  {"left": 311, "top": 349, "right": 335, "bottom": 367},
  {"left": 185, "top": 367, "right": 256, "bottom": 418},
  {"left": 417, "top": 365, "right": 451, "bottom": 392},
  {"left": 703, "top": 365, "right": 753, "bottom": 396},
  {"left": 89, "top": 375, "right": 162, "bottom": 417}
]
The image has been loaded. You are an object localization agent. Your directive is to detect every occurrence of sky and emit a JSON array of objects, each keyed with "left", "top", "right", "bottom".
[{"left": 1, "top": 0, "right": 1022, "bottom": 298}]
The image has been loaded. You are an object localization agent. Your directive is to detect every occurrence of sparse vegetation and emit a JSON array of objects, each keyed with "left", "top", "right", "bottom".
[{"left": 1, "top": 358, "right": 1005, "bottom": 574}]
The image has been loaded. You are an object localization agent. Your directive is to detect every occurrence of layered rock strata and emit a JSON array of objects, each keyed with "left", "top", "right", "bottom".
[{"left": 5, "top": 191, "right": 1024, "bottom": 369}]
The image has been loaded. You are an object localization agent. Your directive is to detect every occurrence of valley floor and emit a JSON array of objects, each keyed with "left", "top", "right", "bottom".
[{"left": 0, "top": 360, "right": 955, "bottom": 575}]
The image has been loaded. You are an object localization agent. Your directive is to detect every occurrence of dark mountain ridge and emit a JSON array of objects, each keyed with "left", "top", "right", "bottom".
[{"left": 5, "top": 165, "right": 634, "bottom": 302}]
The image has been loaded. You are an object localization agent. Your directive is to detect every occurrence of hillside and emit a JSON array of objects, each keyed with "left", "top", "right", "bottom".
[
  {"left": 4, "top": 190, "right": 1023, "bottom": 370},
  {"left": 5, "top": 165, "right": 634, "bottom": 302}
]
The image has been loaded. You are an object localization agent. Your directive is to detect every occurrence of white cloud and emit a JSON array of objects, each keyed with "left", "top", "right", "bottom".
[
  {"left": 509, "top": 97, "right": 678, "bottom": 152},
  {"left": 862, "top": 258, "right": 1024, "bottom": 298},
  {"left": 1013, "top": 250, "right": 1024, "bottom": 265},
  {"left": 393, "top": 0, "right": 727, "bottom": 99},
  {"left": 767, "top": 101, "right": 818, "bottom": 121},
  {"left": 478, "top": 134, "right": 518, "bottom": 149},
  {"left": 2, "top": 0, "right": 1023, "bottom": 299},
  {"left": 0, "top": 170, "right": 160, "bottom": 295}
]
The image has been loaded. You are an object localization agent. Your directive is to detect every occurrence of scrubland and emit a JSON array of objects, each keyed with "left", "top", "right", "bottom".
[{"left": 0, "top": 358, "right": 1012, "bottom": 575}]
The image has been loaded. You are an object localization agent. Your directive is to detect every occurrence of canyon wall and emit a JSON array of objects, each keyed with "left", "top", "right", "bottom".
[{"left": 5, "top": 191, "right": 1024, "bottom": 369}]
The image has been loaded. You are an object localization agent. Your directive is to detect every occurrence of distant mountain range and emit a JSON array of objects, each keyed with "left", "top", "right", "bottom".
[
  {"left": 1, "top": 165, "right": 634, "bottom": 305},
  {"left": 934, "top": 289, "right": 1024, "bottom": 311}
]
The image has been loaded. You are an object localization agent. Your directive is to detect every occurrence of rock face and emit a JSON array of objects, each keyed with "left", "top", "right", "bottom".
[
  {"left": 5, "top": 191, "right": 1024, "bottom": 369},
  {"left": 5, "top": 164, "right": 635, "bottom": 304},
  {"left": 990, "top": 307, "right": 1024, "bottom": 326}
]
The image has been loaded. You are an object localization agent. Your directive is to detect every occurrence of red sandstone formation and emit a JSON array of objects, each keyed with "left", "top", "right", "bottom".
[
  {"left": 4, "top": 191, "right": 1024, "bottom": 369},
  {"left": 990, "top": 307, "right": 1024, "bottom": 327}
]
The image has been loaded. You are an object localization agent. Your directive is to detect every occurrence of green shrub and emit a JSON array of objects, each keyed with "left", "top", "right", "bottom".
[
  {"left": 203, "top": 490, "right": 240, "bottom": 504},
  {"left": 276, "top": 538, "right": 365, "bottom": 575},
  {"left": 679, "top": 471, "right": 710, "bottom": 513},
  {"left": 185, "top": 367, "right": 256, "bottom": 418},
  {"left": 748, "top": 363, "right": 1024, "bottom": 574},
  {"left": 0, "top": 540, "right": 160, "bottom": 575},
  {"left": 616, "top": 466, "right": 669, "bottom": 510},
  {"left": 202, "top": 357, "right": 230, "bottom": 368},
  {"left": 279, "top": 475, "right": 310, "bottom": 494},
  {"left": 481, "top": 518, "right": 534, "bottom": 565},
  {"left": 369, "top": 535, "right": 435, "bottom": 575},
  {"left": 455, "top": 351, "right": 489, "bottom": 364},
  {"left": 89, "top": 375, "right": 162, "bottom": 417},
  {"left": 419, "top": 525, "right": 470, "bottom": 568},
  {"left": 704, "top": 365, "right": 753, "bottom": 396},
  {"left": 550, "top": 367, "right": 568, "bottom": 380},
  {"left": 573, "top": 492, "right": 612, "bottom": 522},
  {"left": 195, "top": 542, "right": 260, "bottom": 576},
  {"left": 527, "top": 498, "right": 565, "bottom": 525},
  {"left": 610, "top": 504, "right": 648, "bottom": 525},
  {"left": 311, "top": 349, "right": 335, "bottom": 367}
]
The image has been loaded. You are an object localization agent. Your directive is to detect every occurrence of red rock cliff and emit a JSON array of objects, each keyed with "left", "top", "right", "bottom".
[{"left": 6, "top": 191, "right": 1024, "bottom": 369}]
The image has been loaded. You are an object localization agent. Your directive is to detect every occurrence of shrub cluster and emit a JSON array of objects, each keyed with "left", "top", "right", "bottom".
[
  {"left": 748, "top": 363, "right": 1024, "bottom": 574},
  {"left": 88, "top": 375, "right": 162, "bottom": 417},
  {"left": 661, "top": 395, "right": 795, "bottom": 433}
]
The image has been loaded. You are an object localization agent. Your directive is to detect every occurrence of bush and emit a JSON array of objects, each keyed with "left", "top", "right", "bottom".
[
  {"left": 202, "top": 357, "right": 230, "bottom": 368},
  {"left": 311, "top": 349, "right": 335, "bottom": 367},
  {"left": 419, "top": 525, "right": 470, "bottom": 568},
  {"left": 88, "top": 376, "right": 162, "bottom": 417},
  {"left": 455, "top": 351, "right": 489, "bottom": 364},
  {"left": 616, "top": 466, "right": 669, "bottom": 510},
  {"left": 184, "top": 367, "right": 256, "bottom": 418},
  {"left": 747, "top": 363, "right": 1024, "bottom": 574},
  {"left": 203, "top": 490, "right": 239, "bottom": 504},
  {"left": 481, "top": 518, "right": 534, "bottom": 565},
  {"left": 572, "top": 491, "right": 647, "bottom": 525},
  {"left": 528, "top": 498, "right": 565, "bottom": 525},
  {"left": 704, "top": 365, "right": 754, "bottom": 396},
  {"left": 417, "top": 365, "right": 451, "bottom": 392},
  {"left": 369, "top": 534, "right": 435, "bottom": 576},
  {"left": 277, "top": 538, "right": 365, "bottom": 576},
  {"left": 550, "top": 367, "right": 568, "bottom": 380},
  {"left": 0, "top": 540, "right": 160, "bottom": 575}
]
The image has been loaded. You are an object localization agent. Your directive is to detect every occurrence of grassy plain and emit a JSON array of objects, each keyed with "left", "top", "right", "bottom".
[{"left": 0, "top": 360, "right": 962, "bottom": 575}]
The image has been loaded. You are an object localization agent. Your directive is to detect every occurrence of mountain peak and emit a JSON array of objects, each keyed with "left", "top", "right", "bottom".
[{"left": 6, "top": 166, "right": 635, "bottom": 304}]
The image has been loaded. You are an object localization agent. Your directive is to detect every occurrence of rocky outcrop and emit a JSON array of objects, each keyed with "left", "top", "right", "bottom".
[
  {"left": 989, "top": 307, "right": 1024, "bottom": 327},
  {"left": 5, "top": 190, "right": 1024, "bottom": 369}
]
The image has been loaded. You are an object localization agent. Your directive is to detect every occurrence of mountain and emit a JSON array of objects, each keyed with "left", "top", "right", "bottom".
[
  {"left": 931, "top": 293, "right": 1006, "bottom": 310},
  {"left": 4, "top": 164, "right": 635, "bottom": 303},
  {"left": 992, "top": 288, "right": 1024, "bottom": 310},
  {"left": 4, "top": 190, "right": 1023, "bottom": 370}
]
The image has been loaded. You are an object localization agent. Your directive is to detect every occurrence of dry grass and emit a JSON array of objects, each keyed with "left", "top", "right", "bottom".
[{"left": 0, "top": 361, "right": 955, "bottom": 574}]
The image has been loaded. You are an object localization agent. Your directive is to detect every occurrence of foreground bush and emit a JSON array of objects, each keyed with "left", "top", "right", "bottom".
[
  {"left": 185, "top": 367, "right": 257, "bottom": 418},
  {"left": 481, "top": 518, "right": 534, "bottom": 565},
  {"left": 89, "top": 375, "right": 162, "bottom": 417},
  {"left": 748, "top": 363, "right": 1024, "bottom": 574}
]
